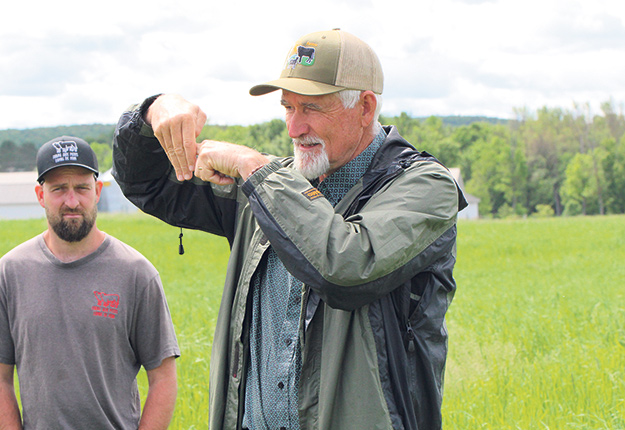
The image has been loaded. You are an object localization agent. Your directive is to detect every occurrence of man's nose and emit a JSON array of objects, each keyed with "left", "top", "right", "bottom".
[
  {"left": 287, "top": 111, "right": 310, "bottom": 139},
  {"left": 64, "top": 190, "right": 80, "bottom": 208}
]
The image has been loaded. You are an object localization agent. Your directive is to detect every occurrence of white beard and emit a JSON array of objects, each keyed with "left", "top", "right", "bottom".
[{"left": 293, "top": 136, "right": 330, "bottom": 180}]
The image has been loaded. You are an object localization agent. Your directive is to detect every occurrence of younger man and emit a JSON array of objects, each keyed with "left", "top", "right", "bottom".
[{"left": 0, "top": 136, "right": 180, "bottom": 430}]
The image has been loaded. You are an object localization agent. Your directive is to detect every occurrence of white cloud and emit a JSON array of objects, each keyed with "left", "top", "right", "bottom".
[{"left": 1, "top": 0, "right": 625, "bottom": 129}]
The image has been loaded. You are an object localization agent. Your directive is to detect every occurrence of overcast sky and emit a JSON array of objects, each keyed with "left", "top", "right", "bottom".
[{"left": 1, "top": 0, "right": 623, "bottom": 130}]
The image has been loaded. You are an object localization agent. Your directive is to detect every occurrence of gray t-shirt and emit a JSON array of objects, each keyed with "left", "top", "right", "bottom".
[{"left": 0, "top": 234, "right": 180, "bottom": 430}]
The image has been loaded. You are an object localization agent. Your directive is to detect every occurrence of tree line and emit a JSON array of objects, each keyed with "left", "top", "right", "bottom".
[
  {"left": 2, "top": 100, "right": 623, "bottom": 218},
  {"left": 197, "top": 101, "right": 625, "bottom": 218}
]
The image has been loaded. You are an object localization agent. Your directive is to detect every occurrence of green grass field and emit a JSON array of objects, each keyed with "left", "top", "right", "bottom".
[{"left": 1, "top": 213, "right": 623, "bottom": 429}]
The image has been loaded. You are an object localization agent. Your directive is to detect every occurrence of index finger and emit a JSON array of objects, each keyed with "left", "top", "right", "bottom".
[
  {"left": 155, "top": 125, "right": 185, "bottom": 181},
  {"left": 179, "top": 116, "right": 199, "bottom": 180}
]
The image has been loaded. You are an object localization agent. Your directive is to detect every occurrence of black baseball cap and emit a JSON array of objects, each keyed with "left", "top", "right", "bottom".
[{"left": 36, "top": 136, "right": 99, "bottom": 183}]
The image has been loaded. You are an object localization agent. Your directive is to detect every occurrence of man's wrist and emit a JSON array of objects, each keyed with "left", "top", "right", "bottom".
[
  {"left": 245, "top": 163, "right": 266, "bottom": 180},
  {"left": 241, "top": 153, "right": 271, "bottom": 181},
  {"left": 139, "top": 94, "right": 163, "bottom": 125}
]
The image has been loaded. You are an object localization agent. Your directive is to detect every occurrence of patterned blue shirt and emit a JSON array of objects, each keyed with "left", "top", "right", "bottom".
[{"left": 243, "top": 128, "right": 387, "bottom": 430}]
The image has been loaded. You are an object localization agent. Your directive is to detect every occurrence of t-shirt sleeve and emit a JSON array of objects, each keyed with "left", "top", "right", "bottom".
[
  {"left": 0, "top": 265, "right": 15, "bottom": 365},
  {"left": 131, "top": 273, "right": 180, "bottom": 370}
]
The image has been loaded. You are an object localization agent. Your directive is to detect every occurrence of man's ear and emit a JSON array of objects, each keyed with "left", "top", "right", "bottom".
[
  {"left": 95, "top": 180, "right": 103, "bottom": 203},
  {"left": 360, "top": 91, "right": 378, "bottom": 128},
  {"left": 35, "top": 184, "right": 45, "bottom": 209}
]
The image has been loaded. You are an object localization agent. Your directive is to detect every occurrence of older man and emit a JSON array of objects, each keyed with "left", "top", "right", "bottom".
[
  {"left": 113, "top": 29, "right": 466, "bottom": 430},
  {"left": 0, "top": 136, "right": 180, "bottom": 430}
]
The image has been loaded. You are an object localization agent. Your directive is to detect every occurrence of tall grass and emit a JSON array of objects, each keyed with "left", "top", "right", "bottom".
[
  {"left": 446, "top": 216, "right": 625, "bottom": 429},
  {"left": 1, "top": 214, "right": 623, "bottom": 429},
  {"left": 99, "top": 214, "right": 230, "bottom": 428}
]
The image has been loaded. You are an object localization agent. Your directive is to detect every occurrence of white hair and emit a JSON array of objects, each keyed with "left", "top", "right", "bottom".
[{"left": 336, "top": 90, "right": 383, "bottom": 134}]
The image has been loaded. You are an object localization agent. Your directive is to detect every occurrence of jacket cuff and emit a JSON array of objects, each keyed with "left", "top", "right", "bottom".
[
  {"left": 135, "top": 94, "right": 163, "bottom": 138},
  {"left": 241, "top": 159, "right": 283, "bottom": 196}
]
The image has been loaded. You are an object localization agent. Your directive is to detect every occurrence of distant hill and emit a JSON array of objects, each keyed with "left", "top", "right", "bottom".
[
  {"left": 0, "top": 115, "right": 508, "bottom": 147},
  {"left": 0, "top": 124, "right": 116, "bottom": 147},
  {"left": 380, "top": 114, "right": 509, "bottom": 127},
  {"left": 429, "top": 115, "right": 509, "bottom": 126}
]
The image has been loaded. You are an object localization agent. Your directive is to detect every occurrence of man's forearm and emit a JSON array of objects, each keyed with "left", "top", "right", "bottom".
[
  {"left": 0, "top": 382, "right": 22, "bottom": 430},
  {"left": 138, "top": 389, "right": 176, "bottom": 430},
  {"left": 138, "top": 357, "right": 177, "bottom": 430}
]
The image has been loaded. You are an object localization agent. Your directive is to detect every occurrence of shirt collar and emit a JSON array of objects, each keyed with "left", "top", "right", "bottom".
[{"left": 316, "top": 127, "right": 387, "bottom": 207}]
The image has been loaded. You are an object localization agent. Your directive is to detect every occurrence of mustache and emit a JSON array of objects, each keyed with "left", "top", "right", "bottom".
[
  {"left": 293, "top": 135, "right": 325, "bottom": 147},
  {"left": 60, "top": 207, "right": 84, "bottom": 215}
]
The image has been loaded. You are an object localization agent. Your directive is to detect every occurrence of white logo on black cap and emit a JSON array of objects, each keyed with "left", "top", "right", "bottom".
[{"left": 51, "top": 140, "right": 79, "bottom": 164}]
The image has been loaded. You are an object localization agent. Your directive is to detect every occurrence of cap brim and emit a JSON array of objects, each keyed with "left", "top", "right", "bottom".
[
  {"left": 250, "top": 78, "right": 345, "bottom": 96},
  {"left": 37, "top": 164, "right": 100, "bottom": 182}
]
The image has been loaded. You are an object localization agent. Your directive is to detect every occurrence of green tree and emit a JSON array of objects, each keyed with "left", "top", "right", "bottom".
[
  {"left": 451, "top": 122, "right": 493, "bottom": 182},
  {"left": 0, "top": 140, "right": 18, "bottom": 171},
  {"left": 562, "top": 149, "right": 608, "bottom": 216},
  {"left": 0, "top": 141, "right": 38, "bottom": 171},
  {"left": 15, "top": 142, "right": 37, "bottom": 171},
  {"left": 199, "top": 120, "right": 291, "bottom": 157},
  {"left": 90, "top": 142, "right": 113, "bottom": 172},
  {"left": 562, "top": 152, "right": 594, "bottom": 215},
  {"left": 464, "top": 126, "right": 518, "bottom": 217},
  {"left": 600, "top": 136, "right": 625, "bottom": 213},
  {"left": 600, "top": 99, "right": 625, "bottom": 143},
  {"left": 419, "top": 116, "right": 461, "bottom": 167},
  {"left": 380, "top": 112, "right": 421, "bottom": 141},
  {"left": 514, "top": 107, "right": 577, "bottom": 215},
  {"left": 249, "top": 119, "right": 291, "bottom": 156}
]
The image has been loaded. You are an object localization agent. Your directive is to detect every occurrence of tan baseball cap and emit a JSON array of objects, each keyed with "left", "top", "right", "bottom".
[{"left": 249, "top": 29, "right": 384, "bottom": 96}]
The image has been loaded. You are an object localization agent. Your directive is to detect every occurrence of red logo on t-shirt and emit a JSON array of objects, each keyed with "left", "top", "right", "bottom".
[{"left": 92, "top": 291, "right": 120, "bottom": 319}]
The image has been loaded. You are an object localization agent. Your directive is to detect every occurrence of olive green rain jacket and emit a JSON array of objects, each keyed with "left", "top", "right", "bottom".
[{"left": 113, "top": 107, "right": 467, "bottom": 430}]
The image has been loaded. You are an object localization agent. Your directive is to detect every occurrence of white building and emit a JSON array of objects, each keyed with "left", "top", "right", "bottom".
[
  {"left": 0, "top": 169, "right": 136, "bottom": 220},
  {"left": 98, "top": 169, "right": 138, "bottom": 214},
  {"left": 449, "top": 168, "right": 480, "bottom": 220},
  {"left": 0, "top": 171, "right": 42, "bottom": 219}
]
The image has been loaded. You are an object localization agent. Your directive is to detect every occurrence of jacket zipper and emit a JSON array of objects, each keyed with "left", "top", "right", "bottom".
[{"left": 405, "top": 320, "right": 416, "bottom": 353}]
